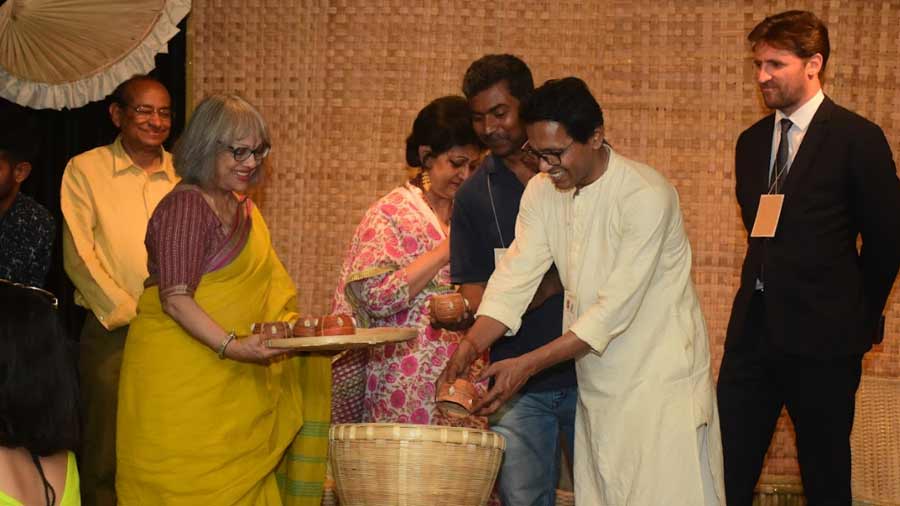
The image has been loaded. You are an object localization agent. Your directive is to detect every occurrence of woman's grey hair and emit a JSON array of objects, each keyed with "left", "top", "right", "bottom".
[{"left": 173, "top": 94, "right": 271, "bottom": 187}]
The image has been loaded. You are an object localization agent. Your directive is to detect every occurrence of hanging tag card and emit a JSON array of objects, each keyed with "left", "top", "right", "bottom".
[{"left": 750, "top": 194, "right": 784, "bottom": 238}]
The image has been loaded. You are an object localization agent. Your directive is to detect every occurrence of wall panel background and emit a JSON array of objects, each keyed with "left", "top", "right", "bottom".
[{"left": 190, "top": 0, "right": 900, "bottom": 482}]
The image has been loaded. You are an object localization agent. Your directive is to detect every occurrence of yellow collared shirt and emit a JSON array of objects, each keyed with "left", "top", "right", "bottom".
[{"left": 61, "top": 136, "right": 178, "bottom": 330}]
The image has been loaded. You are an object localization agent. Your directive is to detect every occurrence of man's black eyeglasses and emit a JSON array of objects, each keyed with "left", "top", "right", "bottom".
[{"left": 521, "top": 139, "right": 575, "bottom": 167}]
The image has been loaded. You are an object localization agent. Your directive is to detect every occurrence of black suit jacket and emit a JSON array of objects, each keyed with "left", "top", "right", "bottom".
[{"left": 727, "top": 96, "right": 900, "bottom": 356}]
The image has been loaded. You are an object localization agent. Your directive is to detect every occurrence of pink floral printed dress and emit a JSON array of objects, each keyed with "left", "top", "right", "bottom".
[{"left": 332, "top": 183, "right": 488, "bottom": 429}]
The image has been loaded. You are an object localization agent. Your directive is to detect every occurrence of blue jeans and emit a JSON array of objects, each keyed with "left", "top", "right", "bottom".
[{"left": 489, "top": 387, "right": 577, "bottom": 506}]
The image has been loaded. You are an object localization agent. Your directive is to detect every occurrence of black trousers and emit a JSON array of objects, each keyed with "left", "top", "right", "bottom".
[{"left": 717, "top": 291, "right": 862, "bottom": 506}]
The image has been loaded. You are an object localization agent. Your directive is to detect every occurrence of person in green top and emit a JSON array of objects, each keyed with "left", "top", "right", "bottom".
[{"left": 0, "top": 280, "right": 81, "bottom": 506}]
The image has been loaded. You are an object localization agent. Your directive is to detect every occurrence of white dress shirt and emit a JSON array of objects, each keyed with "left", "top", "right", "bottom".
[{"left": 769, "top": 88, "right": 825, "bottom": 180}]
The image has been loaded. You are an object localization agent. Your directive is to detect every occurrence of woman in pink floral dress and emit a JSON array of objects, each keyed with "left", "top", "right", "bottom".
[{"left": 332, "top": 96, "right": 488, "bottom": 428}]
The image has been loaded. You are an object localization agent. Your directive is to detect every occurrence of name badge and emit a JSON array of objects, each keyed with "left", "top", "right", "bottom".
[
  {"left": 751, "top": 194, "right": 784, "bottom": 238},
  {"left": 494, "top": 247, "right": 508, "bottom": 266},
  {"left": 563, "top": 290, "right": 578, "bottom": 334}
]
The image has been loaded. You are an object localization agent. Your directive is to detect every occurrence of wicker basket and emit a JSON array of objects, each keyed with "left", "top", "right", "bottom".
[
  {"left": 329, "top": 423, "right": 505, "bottom": 506},
  {"left": 851, "top": 375, "right": 900, "bottom": 506},
  {"left": 555, "top": 489, "right": 575, "bottom": 506},
  {"left": 754, "top": 476, "right": 806, "bottom": 506}
]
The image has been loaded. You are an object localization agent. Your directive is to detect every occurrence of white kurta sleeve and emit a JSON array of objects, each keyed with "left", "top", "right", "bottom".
[
  {"left": 476, "top": 178, "right": 555, "bottom": 334},
  {"left": 569, "top": 184, "right": 674, "bottom": 353}
]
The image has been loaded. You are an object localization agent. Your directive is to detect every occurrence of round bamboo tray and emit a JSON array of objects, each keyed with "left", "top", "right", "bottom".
[
  {"left": 330, "top": 423, "right": 505, "bottom": 506},
  {"left": 266, "top": 327, "right": 416, "bottom": 352}
]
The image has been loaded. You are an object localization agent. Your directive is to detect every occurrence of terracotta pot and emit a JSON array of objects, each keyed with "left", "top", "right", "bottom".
[
  {"left": 292, "top": 316, "right": 320, "bottom": 337},
  {"left": 436, "top": 378, "right": 479, "bottom": 418},
  {"left": 321, "top": 314, "right": 355, "bottom": 336},
  {"left": 430, "top": 292, "right": 466, "bottom": 324},
  {"left": 251, "top": 321, "right": 292, "bottom": 339}
]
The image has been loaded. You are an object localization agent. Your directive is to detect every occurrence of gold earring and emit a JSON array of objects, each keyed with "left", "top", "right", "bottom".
[{"left": 421, "top": 169, "right": 432, "bottom": 192}]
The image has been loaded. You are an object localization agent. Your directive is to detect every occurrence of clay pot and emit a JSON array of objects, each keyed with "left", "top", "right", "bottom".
[
  {"left": 430, "top": 292, "right": 467, "bottom": 324},
  {"left": 251, "top": 321, "right": 292, "bottom": 339},
  {"left": 436, "top": 378, "right": 479, "bottom": 418},
  {"left": 292, "top": 316, "right": 320, "bottom": 337},
  {"left": 320, "top": 313, "right": 356, "bottom": 336}
]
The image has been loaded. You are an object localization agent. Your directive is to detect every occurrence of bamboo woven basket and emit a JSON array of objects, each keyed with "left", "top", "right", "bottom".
[
  {"left": 851, "top": 375, "right": 900, "bottom": 506},
  {"left": 555, "top": 489, "right": 575, "bottom": 506},
  {"left": 329, "top": 423, "right": 505, "bottom": 506},
  {"left": 753, "top": 476, "right": 805, "bottom": 506}
]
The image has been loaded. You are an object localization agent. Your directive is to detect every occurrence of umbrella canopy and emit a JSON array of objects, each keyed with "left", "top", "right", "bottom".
[{"left": 0, "top": 0, "right": 190, "bottom": 109}]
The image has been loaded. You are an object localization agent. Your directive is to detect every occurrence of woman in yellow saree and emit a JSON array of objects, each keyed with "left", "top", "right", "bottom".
[{"left": 116, "top": 94, "right": 330, "bottom": 506}]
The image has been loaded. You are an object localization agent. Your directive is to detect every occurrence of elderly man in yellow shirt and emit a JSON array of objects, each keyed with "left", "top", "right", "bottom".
[{"left": 60, "top": 75, "right": 177, "bottom": 506}]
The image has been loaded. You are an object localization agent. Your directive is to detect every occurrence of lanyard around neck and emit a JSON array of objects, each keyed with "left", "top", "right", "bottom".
[{"left": 486, "top": 171, "right": 507, "bottom": 249}]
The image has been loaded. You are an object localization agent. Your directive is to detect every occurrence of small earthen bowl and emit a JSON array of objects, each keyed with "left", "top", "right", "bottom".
[
  {"left": 430, "top": 292, "right": 467, "bottom": 324},
  {"left": 292, "top": 316, "right": 320, "bottom": 337},
  {"left": 320, "top": 313, "right": 355, "bottom": 336},
  {"left": 436, "top": 378, "right": 479, "bottom": 418},
  {"left": 251, "top": 321, "right": 292, "bottom": 339}
]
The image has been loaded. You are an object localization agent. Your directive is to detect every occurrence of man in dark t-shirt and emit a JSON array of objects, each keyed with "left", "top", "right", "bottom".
[{"left": 451, "top": 54, "right": 577, "bottom": 506}]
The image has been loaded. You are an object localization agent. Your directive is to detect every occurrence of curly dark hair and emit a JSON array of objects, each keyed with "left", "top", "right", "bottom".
[
  {"left": 520, "top": 77, "right": 604, "bottom": 144},
  {"left": 462, "top": 54, "right": 534, "bottom": 102},
  {"left": 0, "top": 283, "right": 80, "bottom": 456},
  {"left": 405, "top": 95, "right": 483, "bottom": 168}
]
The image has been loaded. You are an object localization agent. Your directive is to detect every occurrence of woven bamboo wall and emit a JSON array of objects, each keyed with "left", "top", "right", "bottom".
[{"left": 189, "top": 0, "right": 900, "bottom": 483}]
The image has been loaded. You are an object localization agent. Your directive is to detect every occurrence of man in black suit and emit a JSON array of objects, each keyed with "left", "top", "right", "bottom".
[{"left": 718, "top": 10, "right": 900, "bottom": 506}]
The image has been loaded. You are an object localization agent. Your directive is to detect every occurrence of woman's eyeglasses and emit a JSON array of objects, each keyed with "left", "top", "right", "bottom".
[
  {"left": 219, "top": 142, "right": 271, "bottom": 162},
  {"left": 0, "top": 278, "right": 59, "bottom": 309}
]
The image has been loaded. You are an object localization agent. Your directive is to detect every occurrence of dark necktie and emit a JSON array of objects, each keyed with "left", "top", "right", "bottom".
[
  {"left": 770, "top": 118, "right": 793, "bottom": 193},
  {"left": 760, "top": 118, "right": 793, "bottom": 286}
]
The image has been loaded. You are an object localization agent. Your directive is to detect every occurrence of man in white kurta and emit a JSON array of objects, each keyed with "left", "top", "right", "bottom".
[{"left": 438, "top": 77, "right": 724, "bottom": 505}]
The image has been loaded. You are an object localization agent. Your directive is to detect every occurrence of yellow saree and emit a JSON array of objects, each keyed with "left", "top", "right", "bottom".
[{"left": 117, "top": 204, "right": 330, "bottom": 506}]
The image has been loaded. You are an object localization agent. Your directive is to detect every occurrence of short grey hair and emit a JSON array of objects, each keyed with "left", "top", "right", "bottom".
[{"left": 173, "top": 94, "right": 271, "bottom": 187}]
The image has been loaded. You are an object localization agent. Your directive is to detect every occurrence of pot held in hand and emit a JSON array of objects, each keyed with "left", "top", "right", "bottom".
[
  {"left": 436, "top": 378, "right": 479, "bottom": 418},
  {"left": 430, "top": 292, "right": 468, "bottom": 324}
]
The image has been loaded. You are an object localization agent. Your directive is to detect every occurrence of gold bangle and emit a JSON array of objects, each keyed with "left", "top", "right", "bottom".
[{"left": 217, "top": 330, "right": 237, "bottom": 360}]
